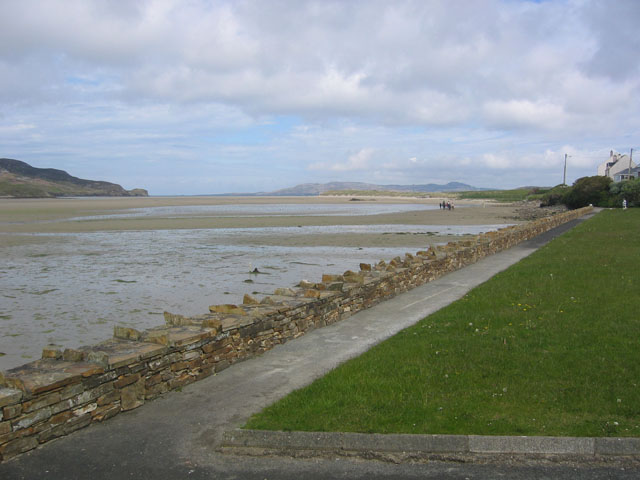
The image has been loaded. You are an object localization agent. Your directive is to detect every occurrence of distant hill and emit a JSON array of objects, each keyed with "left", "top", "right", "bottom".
[
  {"left": 0, "top": 158, "right": 148, "bottom": 198},
  {"left": 262, "top": 181, "right": 486, "bottom": 196}
]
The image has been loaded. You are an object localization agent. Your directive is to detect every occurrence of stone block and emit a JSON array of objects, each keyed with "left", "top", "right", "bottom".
[
  {"left": 242, "top": 294, "right": 260, "bottom": 305},
  {"left": 209, "top": 304, "right": 247, "bottom": 316},
  {"left": 201, "top": 318, "right": 222, "bottom": 331},
  {"left": 72, "top": 402, "right": 97, "bottom": 417},
  {"left": 97, "top": 389, "right": 120, "bottom": 407},
  {"left": 359, "top": 263, "right": 372, "bottom": 271},
  {"left": 120, "top": 378, "right": 145, "bottom": 411},
  {"left": 164, "top": 311, "right": 192, "bottom": 327},
  {"left": 92, "top": 404, "right": 120, "bottom": 422},
  {"left": 215, "top": 360, "right": 231, "bottom": 373},
  {"left": 41, "top": 346, "right": 63, "bottom": 360},
  {"left": 168, "top": 373, "right": 194, "bottom": 390},
  {"left": 273, "top": 287, "right": 297, "bottom": 297},
  {"left": 12, "top": 407, "right": 52, "bottom": 431},
  {"left": 2, "top": 359, "right": 102, "bottom": 397},
  {"left": 88, "top": 338, "right": 166, "bottom": 369},
  {"left": 145, "top": 382, "right": 169, "bottom": 400},
  {"left": 80, "top": 370, "right": 117, "bottom": 390},
  {"left": 595, "top": 437, "right": 640, "bottom": 455},
  {"left": 321, "top": 274, "right": 343, "bottom": 283},
  {"left": 0, "top": 388, "right": 22, "bottom": 408},
  {"left": 0, "top": 436, "right": 38, "bottom": 460},
  {"left": 22, "top": 391, "right": 62, "bottom": 413},
  {"left": 260, "top": 296, "right": 277, "bottom": 305},
  {"left": 62, "top": 349, "right": 86, "bottom": 363},
  {"left": 63, "top": 413, "right": 92, "bottom": 434},
  {"left": 113, "top": 326, "right": 143, "bottom": 341},
  {"left": 343, "top": 273, "right": 365, "bottom": 284},
  {"left": 469, "top": 435, "right": 593, "bottom": 455},
  {"left": 114, "top": 373, "right": 141, "bottom": 389},
  {"left": 3, "top": 404, "right": 22, "bottom": 420}
]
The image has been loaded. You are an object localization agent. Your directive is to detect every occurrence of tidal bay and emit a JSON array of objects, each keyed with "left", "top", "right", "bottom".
[{"left": 0, "top": 196, "right": 518, "bottom": 370}]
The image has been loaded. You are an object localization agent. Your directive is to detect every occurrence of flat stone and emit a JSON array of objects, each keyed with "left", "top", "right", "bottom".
[
  {"left": 469, "top": 435, "right": 594, "bottom": 455},
  {"left": 12, "top": 406, "right": 52, "bottom": 430},
  {"left": 322, "top": 274, "right": 344, "bottom": 283},
  {"left": 163, "top": 311, "right": 196, "bottom": 327},
  {"left": 62, "top": 349, "right": 85, "bottom": 363},
  {"left": 304, "top": 289, "right": 321, "bottom": 298},
  {"left": 113, "top": 326, "right": 142, "bottom": 341},
  {"left": 273, "top": 287, "right": 297, "bottom": 297},
  {"left": 0, "top": 436, "right": 38, "bottom": 460},
  {"left": 162, "top": 326, "right": 216, "bottom": 347},
  {"left": 219, "top": 316, "right": 257, "bottom": 333},
  {"left": 87, "top": 339, "right": 167, "bottom": 369},
  {"left": 595, "top": 437, "right": 640, "bottom": 455},
  {"left": 209, "top": 304, "right": 247, "bottom": 316},
  {"left": 2, "top": 359, "right": 104, "bottom": 397},
  {"left": 242, "top": 294, "right": 260, "bottom": 305},
  {"left": 0, "top": 388, "right": 23, "bottom": 408},
  {"left": 120, "top": 378, "right": 145, "bottom": 411},
  {"left": 41, "top": 346, "right": 63, "bottom": 360},
  {"left": 223, "top": 430, "right": 469, "bottom": 454}
]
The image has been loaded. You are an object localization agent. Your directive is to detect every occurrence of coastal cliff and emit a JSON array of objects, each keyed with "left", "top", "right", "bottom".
[{"left": 0, "top": 158, "right": 148, "bottom": 198}]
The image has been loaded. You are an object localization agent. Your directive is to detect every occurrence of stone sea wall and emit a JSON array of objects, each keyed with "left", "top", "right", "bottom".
[{"left": 0, "top": 206, "right": 593, "bottom": 461}]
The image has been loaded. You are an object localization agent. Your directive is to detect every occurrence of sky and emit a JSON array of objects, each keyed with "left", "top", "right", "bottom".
[{"left": 1, "top": 0, "right": 639, "bottom": 195}]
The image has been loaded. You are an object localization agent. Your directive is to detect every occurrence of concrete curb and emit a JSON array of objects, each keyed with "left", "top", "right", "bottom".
[{"left": 221, "top": 429, "right": 640, "bottom": 459}]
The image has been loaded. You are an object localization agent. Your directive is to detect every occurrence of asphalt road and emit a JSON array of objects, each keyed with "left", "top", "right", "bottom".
[{"left": 2, "top": 210, "right": 637, "bottom": 479}]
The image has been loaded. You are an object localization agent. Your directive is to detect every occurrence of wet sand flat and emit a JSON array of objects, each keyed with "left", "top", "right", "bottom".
[
  {"left": 0, "top": 196, "right": 522, "bottom": 369},
  {"left": 0, "top": 196, "right": 520, "bottom": 241}
]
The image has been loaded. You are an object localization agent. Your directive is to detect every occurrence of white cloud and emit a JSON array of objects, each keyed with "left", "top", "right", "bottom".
[
  {"left": 1, "top": 0, "right": 639, "bottom": 193},
  {"left": 309, "top": 148, "right": 375, "bottom": 172},
  {"left": 482, "top": 153, "right": 511, "bottom": 170},
  {"left": 483, "top": 99, "right": 568, "bottom": 130}
]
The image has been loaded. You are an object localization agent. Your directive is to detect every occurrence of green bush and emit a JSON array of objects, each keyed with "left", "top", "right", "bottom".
[
  {"left": 563, "top": 176, "right": 612, "bottom": 209},
  {"left": 540, "top": 184, "right": 570, "bottom": 207},
  {"left": 609, "top": 177, "right": 640, "bottom": 207}
]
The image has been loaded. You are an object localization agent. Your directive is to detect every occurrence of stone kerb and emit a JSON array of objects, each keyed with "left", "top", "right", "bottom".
[{"left": 0, "top": 206, "right": 593, "bottom": 461}]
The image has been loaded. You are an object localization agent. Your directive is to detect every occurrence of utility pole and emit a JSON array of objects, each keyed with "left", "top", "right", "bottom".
[
  {"left": 630, "top": 148, "right": 634, "bottom": 179},
  {"left": 563, "top": 153, "right": 568, "bottom": 186}
]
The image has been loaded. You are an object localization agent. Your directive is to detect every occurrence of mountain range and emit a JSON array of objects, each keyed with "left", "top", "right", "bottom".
[
  {"left": 259, "top": 181, "right": 486, "bottom": 196},
  {"left": 0, "top": 158, "right": 148, "bottom": 198}
]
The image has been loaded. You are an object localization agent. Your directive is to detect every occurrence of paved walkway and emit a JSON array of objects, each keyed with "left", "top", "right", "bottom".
[{"left": 2, "top": 210, "right": 636, "bottom": 479}]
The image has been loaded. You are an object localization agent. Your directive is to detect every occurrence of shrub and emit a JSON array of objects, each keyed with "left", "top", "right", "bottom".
[
  {"left": 609, "top": 177, "right": 640, "bottom": 207},
  {"left": 540, "top": 184, "right": 570, "bottom": 207},
  {"left": 563, "top": 176, "right": 612, "bottom": 209}
]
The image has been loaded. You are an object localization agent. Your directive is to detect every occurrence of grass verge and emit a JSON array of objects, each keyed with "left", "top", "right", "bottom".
[
  {"left": 456, "top": 188, "right": 551, "bottom": 202},
  {"left": 245, "top": 209, "right": 640, "bottom": 437}
]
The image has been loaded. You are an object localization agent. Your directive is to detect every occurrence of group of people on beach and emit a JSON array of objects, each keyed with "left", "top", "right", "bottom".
[{"left": 439, "top": 200, "right": 454, "bottom": 211}]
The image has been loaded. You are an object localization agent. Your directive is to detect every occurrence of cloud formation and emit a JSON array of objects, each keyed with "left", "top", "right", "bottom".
[{"left": 1, "top": 0, "right": 639, "bottom": 194}]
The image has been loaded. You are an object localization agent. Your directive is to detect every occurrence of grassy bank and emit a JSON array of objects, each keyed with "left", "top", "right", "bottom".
[
  {"left": 246, "top": 209, "right": 640, "bottom": 437},
  {"left": 456, "top": 188, "right": 550, "bottom": 202}
]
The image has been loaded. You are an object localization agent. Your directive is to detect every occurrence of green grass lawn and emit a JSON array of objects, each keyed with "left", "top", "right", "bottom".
[
  {"left": 245, "top": 209, "right": 640, "bottom": 437},
  {"left": 456, "top": 188, "right": 550, "bottom": 202}
]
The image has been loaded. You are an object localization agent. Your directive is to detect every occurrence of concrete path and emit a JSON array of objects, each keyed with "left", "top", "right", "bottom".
[{"left": 2, "top": 210, "right": 637, "bottom": 479}]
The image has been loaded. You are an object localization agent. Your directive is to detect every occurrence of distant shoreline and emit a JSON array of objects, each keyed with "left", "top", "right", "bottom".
[{"left": 0, "top": 196, "right": 518, "bottom": 238}]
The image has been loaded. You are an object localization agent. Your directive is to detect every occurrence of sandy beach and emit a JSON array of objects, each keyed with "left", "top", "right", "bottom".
[{"left": 0, "top": 196, "right": 522, "bottom": 248}]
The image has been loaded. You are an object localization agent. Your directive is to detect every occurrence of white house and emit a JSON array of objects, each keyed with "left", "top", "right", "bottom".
[
  {"left": 597, "top": 150, "right": 636, "bottom": 180},
  {"left": 614, "top": 166, "right": 640, "bottom": 182}
]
